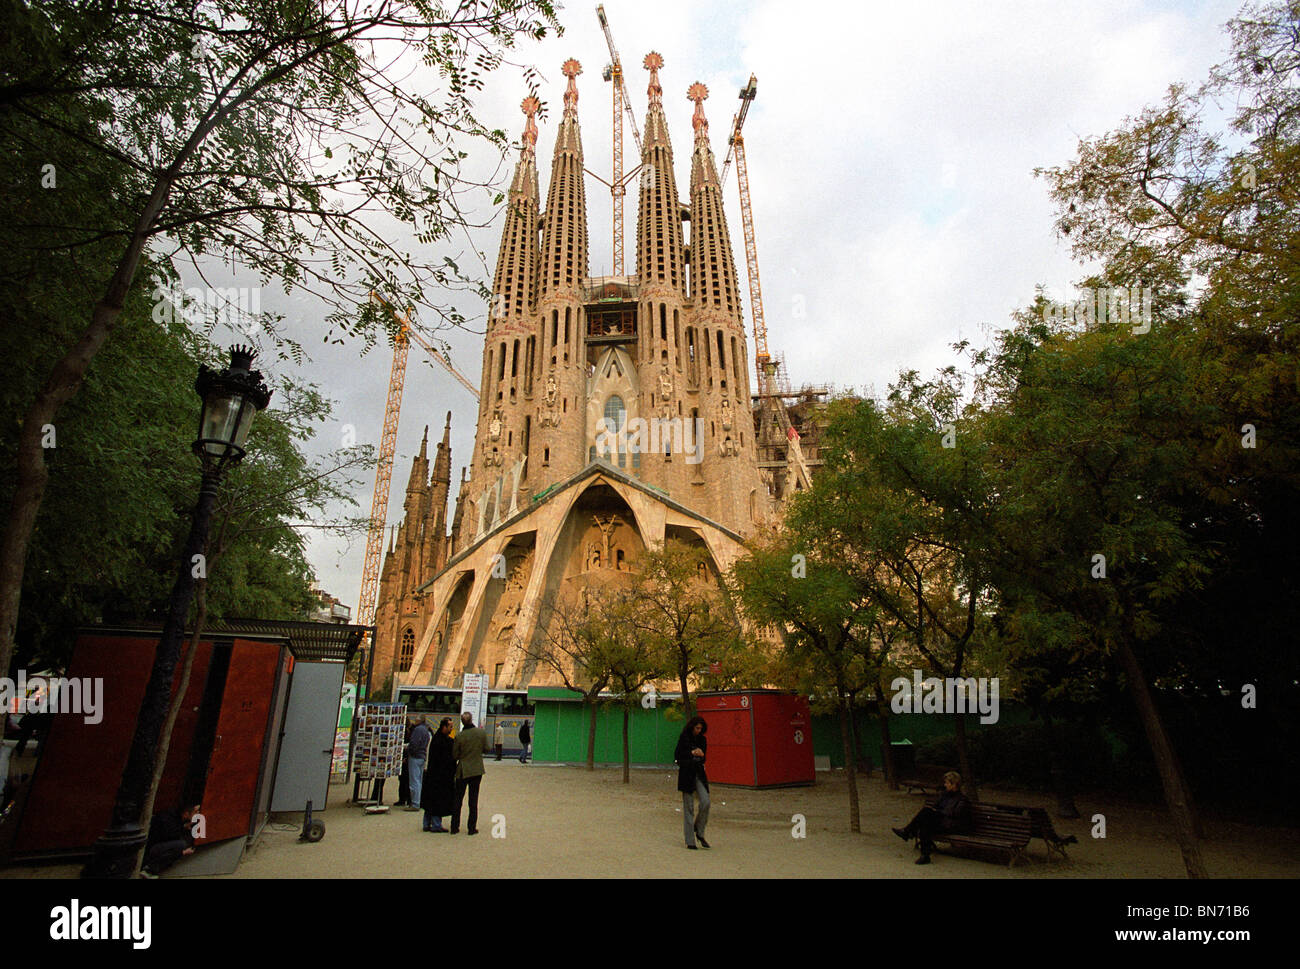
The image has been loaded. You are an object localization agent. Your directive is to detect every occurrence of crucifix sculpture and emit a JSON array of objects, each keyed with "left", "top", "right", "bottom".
[{"left": 592, "top": 514, "right": 622, "bottom": 568}]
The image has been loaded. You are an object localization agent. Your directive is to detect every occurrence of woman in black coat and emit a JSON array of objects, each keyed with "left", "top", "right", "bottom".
[
  {"left": 674, "top": 716, "right": 710, "bottom": 849},
  {"left": 420, "top": 718, "right": 457, "bottom": 832}
]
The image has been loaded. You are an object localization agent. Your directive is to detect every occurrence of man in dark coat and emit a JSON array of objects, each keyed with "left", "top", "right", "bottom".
[
  {"left": 892, "top": 771, "right": 973, "bottom": 864},
  {"left": 396, "top": 719, "right": 414, "bottom": 807},
  {"left": 674, "top": 716, "right": 710, "bottom": 849},
  {"left": 421, "top": 718, "right": 456, "bottom": 832},
  {"left": 451, "top": 711, "right": 488, "bottom": 835},
  {"left": 518, "top": 720, "right": 531, "bottom": 763}
]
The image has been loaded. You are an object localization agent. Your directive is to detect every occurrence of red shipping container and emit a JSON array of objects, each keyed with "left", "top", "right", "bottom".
[{"left": 695, "top": 690, "right": 814, "bottom": 787}]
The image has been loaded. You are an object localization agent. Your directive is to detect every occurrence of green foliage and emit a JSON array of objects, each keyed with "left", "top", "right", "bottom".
[{"left": 1, "top": 0, "right": 563, "bottom": 355}]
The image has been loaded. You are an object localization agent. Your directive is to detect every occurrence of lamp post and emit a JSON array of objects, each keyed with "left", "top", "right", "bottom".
[{"left": 84, "top": 345, "right": 271, "bottom": 878}]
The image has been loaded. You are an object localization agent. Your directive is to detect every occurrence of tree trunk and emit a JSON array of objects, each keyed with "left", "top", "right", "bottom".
[
  {"left": 875, "top": 683, "right": 898, "bottom": 790},
  {"left": 133, "top": 579, "right": 208, "bottom": 876},
  {"left": 1116, "top": 638, "right": 1208, "bottom": 878},
  {"left": 0, "top": 166, "right": 178, "bottom": 678},
  {"left": 678, "top": 654, "right": 693, "bottom": 720},
  {"left": 848, "top": 694, "right": 865, "bottom": 774},
  {"left": 585, "top": 696, "right": 598, "bottom": 771},
  {"left": 621, "top": 704, "right": 630, "bottom": 784},
  {"left": 1040, "top": 705, "right": 1079, "bottom": 819},
  {"left": 953, "top": 713, "right": 978, "bottom": 802},
  {"left": 839, "top": 694, "right": 860, "bottom": 832}
]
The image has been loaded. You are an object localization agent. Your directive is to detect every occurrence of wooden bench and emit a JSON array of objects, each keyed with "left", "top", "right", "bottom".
[
  {"left": 985, "top": 803, "right": 1078, "bottom": 861},
  {"left": 896, "top": 765, "right": 949, "bottom": 795},
  {"left": 920, "top": 796, "right": 1032, "bottom": 867}
]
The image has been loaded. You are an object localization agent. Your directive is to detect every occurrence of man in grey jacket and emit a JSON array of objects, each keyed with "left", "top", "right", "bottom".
[
  {"left": 405, "top": 717, "right": 432, "bottom": 812},
  {"left": 451, "top": 711, "right": 488, "bottom": 835}
]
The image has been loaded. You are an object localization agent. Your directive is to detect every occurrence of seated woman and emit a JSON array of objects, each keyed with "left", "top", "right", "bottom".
[{"left": 892, "top": 771, "right": 972, "bottom": 864}]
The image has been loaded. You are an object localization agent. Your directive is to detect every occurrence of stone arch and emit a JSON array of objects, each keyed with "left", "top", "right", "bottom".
[
  {"left": 521, "top": 480, "right": 649, "bottom": 686},
  {"left": 462, "top": 532, "right": 537, "bottom": 679},
  {"left": 422, "top": 569, "right": 475, "bottom": 678}
]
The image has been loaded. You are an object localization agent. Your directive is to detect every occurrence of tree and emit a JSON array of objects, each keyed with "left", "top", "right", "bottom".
[
  {"left": 795, "top": 389, "right": 995, "bottom": 799},
  {"left": 730, "top": 530, "right": 877, "bottom": 832},
  {"left": 522, "top": 590, "right": 615, "bottom": 771},
  {"left": 0, "top": 0, "right": 560, "bottom": 678},
  {"left": 627, "top": 539, "right": 746, "bottom": 719},
  {"left": 592, "top": 587, "right": 669, "bottom": 784}
]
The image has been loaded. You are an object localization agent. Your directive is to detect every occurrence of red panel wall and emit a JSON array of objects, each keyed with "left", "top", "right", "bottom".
[
  {"left": 696, "top": 693, "right": 755, "bottom": 786},
  {"left": 13, "top": 633, "right": 280, "bottom": 854},
  {"left": 200, "top": 641, "right": 280, "bottom": 842},
  {"left": 752, "top": 693, "right": 814, "bottom": 787},
  {"left": 14, "top": 635, "right": 213, "bottom": 853},
  {"left": 695, "top": 691, "right": 814, "bottom": 788}
]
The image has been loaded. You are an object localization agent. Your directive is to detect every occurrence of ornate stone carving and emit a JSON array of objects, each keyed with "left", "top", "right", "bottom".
[
  {"left": 539, "top": 371, "right": 561, "bottom": 427},
  {"left": 657, "top": 364, "right": 674, "bottom": 420}
]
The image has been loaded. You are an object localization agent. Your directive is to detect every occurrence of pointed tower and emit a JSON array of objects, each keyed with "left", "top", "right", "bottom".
[
  {"left": 636, "top": 52, "right": 687, "bottom": 301},
  {"left": 473, "top": 97, "right": 543, "bottom": 517},
  {"left": 686, "top": 81, "right": 762, "bottom": 526},
  {"left": 399, "top": 426, "right": 431, "bottom": 596},
  {"left": 423, "top": 412, "right": 454, "bottom": 576},
  {"left": 535, "top": 58, "right": 591, "bottom": 484}
]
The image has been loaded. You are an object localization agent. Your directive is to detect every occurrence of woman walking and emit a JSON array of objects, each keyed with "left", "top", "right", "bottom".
[
  {"left": 675, "top": 716, "right": 711, "bottom": 849},
  {"left": 421, "top": 718, "right": 456, "bottom": 833}
]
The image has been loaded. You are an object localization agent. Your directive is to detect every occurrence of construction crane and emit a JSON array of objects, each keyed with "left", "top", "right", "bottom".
[
  {"left": 719, "top": 75, "right": 769, "bottom": 389},
  {"left": 593, "top": 4, "right": 643, "bottom": 277},
  {"left": 355, "top": 295, "right": 479, "bottom": 658},
  {"left": 720, "top": 76, "right": 813, "bottom": 492}
]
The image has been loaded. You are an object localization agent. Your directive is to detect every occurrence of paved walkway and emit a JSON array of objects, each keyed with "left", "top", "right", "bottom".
[{"left": 222, "top": 763, "right": 1300, "bottom": 878}]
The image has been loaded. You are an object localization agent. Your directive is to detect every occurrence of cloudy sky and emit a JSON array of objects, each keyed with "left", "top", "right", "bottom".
[{"left": 193, "top": 0, "right": 1245, "bottom": 614}]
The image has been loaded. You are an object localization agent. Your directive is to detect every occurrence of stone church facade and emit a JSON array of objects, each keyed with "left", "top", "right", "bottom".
[{"left": 374, "top": 54, "right": 824, "bottom": 692}]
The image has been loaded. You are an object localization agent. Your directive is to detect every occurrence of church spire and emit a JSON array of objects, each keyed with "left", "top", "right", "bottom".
[
  {"left": 490, "top": 97, "right": 542, "bottom": 328},
  {"left": 636, "top": 52, "right": 686, "bottom": 297},
  {"left": 541, "top": 59, "right": 589, "bottom": 297},
  {"left": 687, "top": 82, "right": 740, "bottom": 317}
]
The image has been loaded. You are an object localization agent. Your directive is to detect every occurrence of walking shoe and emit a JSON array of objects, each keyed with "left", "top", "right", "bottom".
[
  {"left": 686, "top": 844, "right": 698, "bottom": 850},
  {"left": 696, "top": 834, "right": 710, "bottom": 849},
  {"left": 915, "top": 855, "right": 931, "bottom": 865},
  {"left": 892, "top": 827, "right": 910, "bottom": 841}
]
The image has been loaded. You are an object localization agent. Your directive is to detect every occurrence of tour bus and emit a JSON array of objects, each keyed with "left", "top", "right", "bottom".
[{"left": 396, "top": 685, "right": 536, "bottom": 758}]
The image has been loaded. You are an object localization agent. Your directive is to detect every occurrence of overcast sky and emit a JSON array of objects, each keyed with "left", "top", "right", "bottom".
[{"left": 187, "top": 0, "right": 1246, "bottom": 614}]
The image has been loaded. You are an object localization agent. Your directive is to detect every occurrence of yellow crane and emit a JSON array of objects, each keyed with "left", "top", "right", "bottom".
[
  {"left": 594, "top": 4, "right": 644, "bottom": 277},
  {"left": 720, "top": 77, "right": 812, "bottom": 492},
  {"left": 356, "top": 296, "right": 479, "bottom": 655}
]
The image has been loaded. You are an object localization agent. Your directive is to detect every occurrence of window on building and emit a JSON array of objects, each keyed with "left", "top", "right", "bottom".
[{"left": 399, "top": 628, "right": 415, "bottom": 672}]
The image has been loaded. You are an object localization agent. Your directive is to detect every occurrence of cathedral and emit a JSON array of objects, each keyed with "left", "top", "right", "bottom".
[{"left": 373, "top": 53, "right": 826, "bottom": 692}]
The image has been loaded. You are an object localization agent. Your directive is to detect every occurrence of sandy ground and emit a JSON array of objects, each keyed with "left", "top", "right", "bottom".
[
  {"left": 221, "top": 762, "right": 1300, "bottom": 879},
  {"left": 5, "top": 759, "right": 1297, "bottom": 878}
]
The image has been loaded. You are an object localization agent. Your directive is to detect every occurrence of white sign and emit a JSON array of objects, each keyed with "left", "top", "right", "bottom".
[{"left": 461, "top": 673, "right": 489, "bottom": 728}]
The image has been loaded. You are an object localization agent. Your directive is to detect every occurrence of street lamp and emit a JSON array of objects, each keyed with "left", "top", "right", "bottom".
[{"left": 85, "top": 345, "right": 271, "bottom": 878}]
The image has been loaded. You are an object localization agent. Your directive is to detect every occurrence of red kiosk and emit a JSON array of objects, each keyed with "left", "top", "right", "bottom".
[{"left": 695, "top": 690, "right": 814, "bottom": 787}]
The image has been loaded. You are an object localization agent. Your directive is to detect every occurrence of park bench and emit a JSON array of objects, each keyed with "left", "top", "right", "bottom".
[
  {"left": 920, "top": 796, "right": 1032, "bottom": 867},
  {"left": 897, "top": 765, "right": 949, "bottom": 795},
  {"left": 985, "top": 802, "right": 1078, "bottom": 860}
]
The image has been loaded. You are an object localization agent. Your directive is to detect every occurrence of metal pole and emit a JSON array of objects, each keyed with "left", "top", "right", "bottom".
[{"left": 84, "top": 465, "right": 222, "bottom": 878}]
